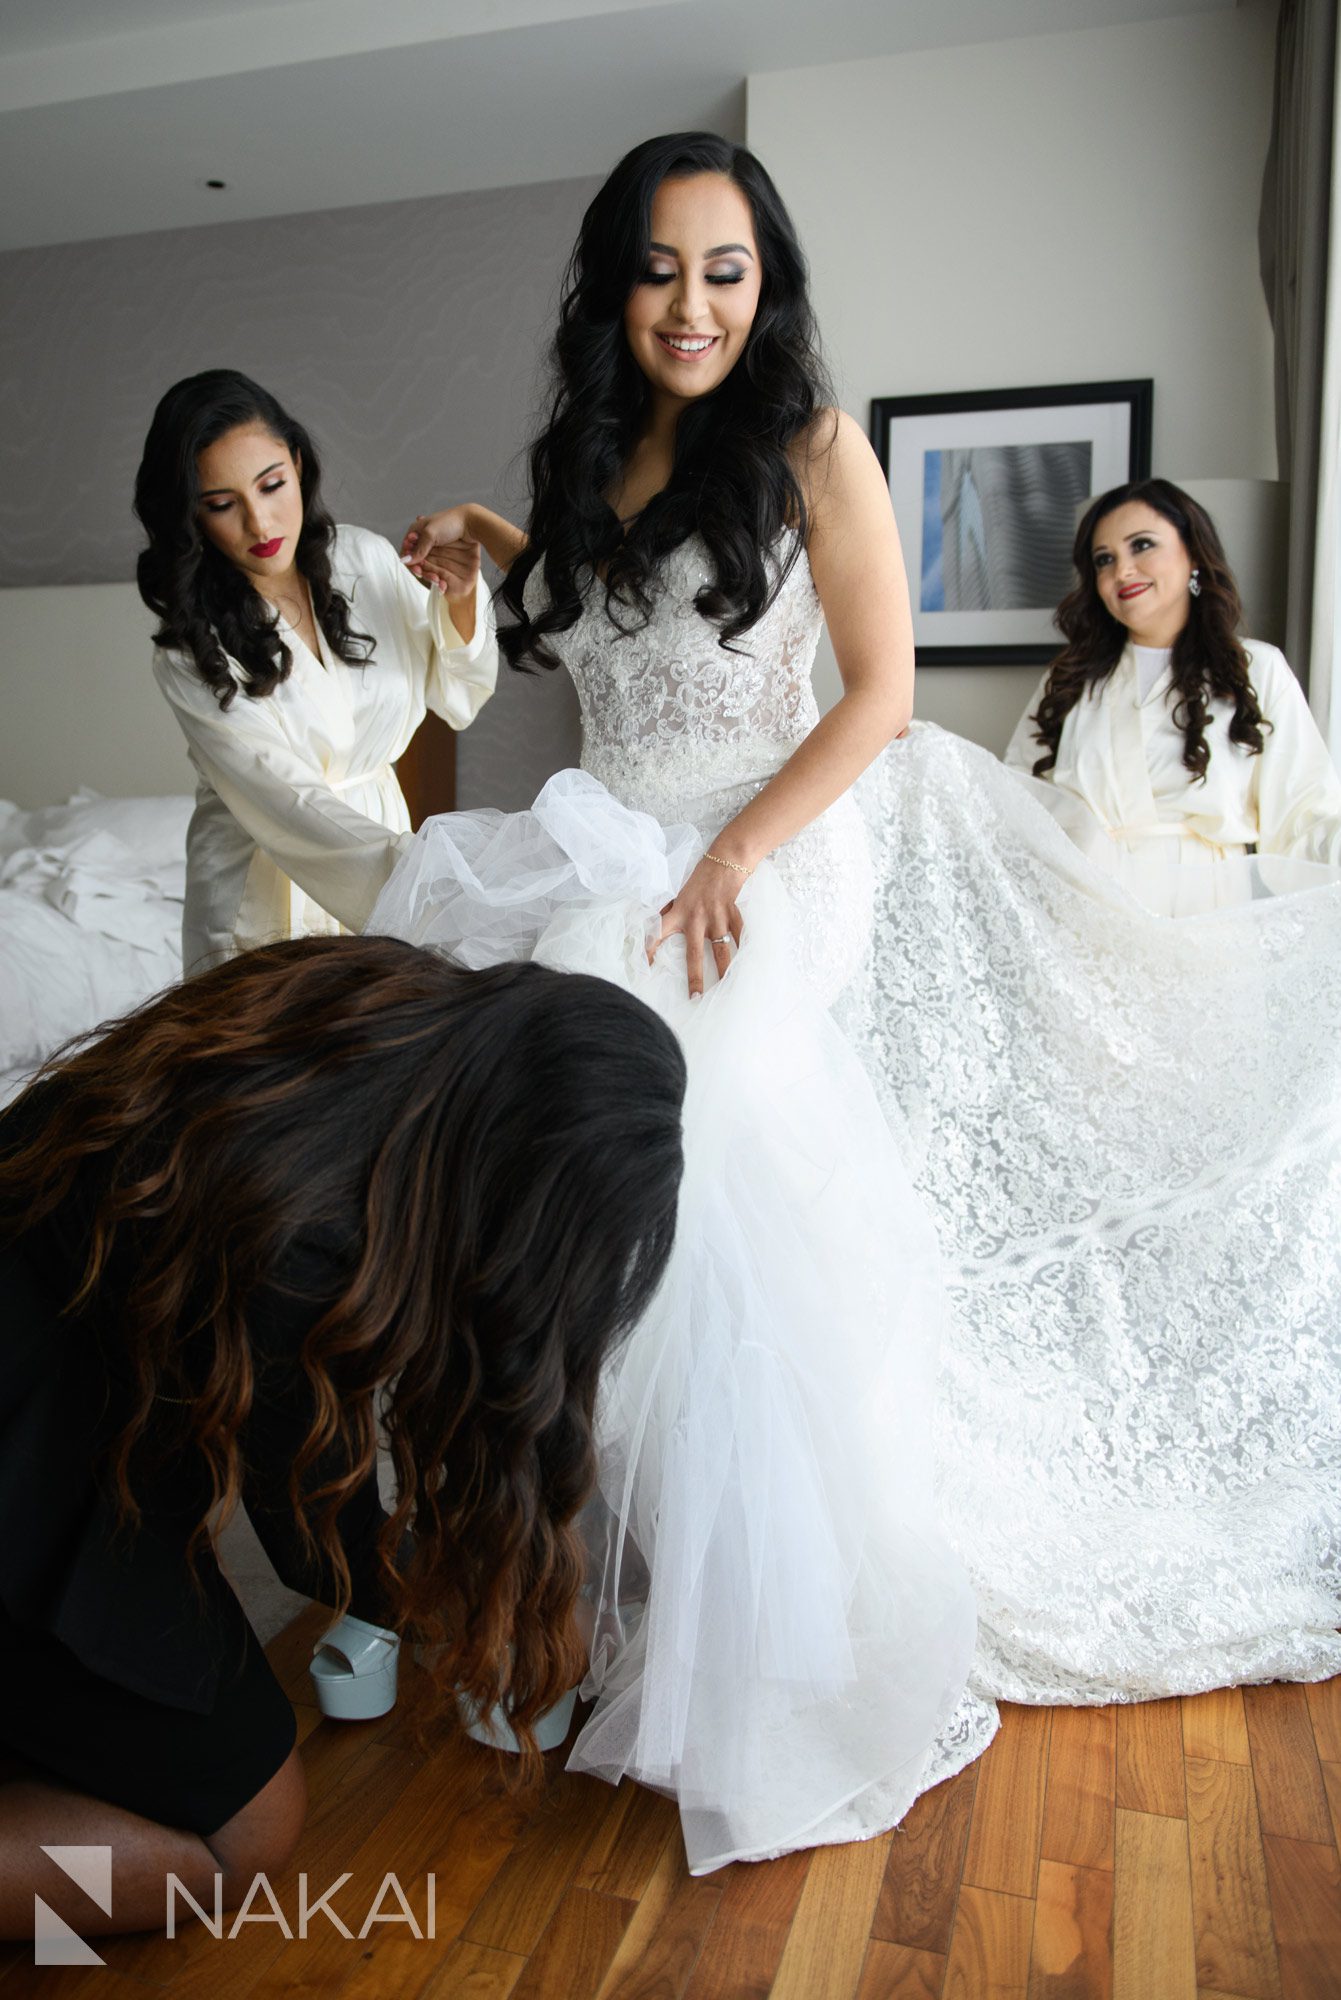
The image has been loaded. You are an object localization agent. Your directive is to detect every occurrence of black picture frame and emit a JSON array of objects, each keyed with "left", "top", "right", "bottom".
[{"left": 870, "top": 379, "right": 1154, "bottom": 666}]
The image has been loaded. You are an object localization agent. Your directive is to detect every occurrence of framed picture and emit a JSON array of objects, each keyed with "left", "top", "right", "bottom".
[{"left": 871, "top": 379, "right": 1153, "bottom": 665}]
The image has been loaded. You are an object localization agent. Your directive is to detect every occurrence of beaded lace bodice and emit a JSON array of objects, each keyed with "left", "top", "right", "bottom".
[
  {"left": 530, "top": 536, "right": 874, "bottom": 1000},
  {"left": 533, "top": 537, "right": 820, "bottom": 818}
]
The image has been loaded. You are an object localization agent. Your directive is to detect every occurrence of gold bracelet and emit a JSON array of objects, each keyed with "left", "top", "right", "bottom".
[{"left": 704, "top": 850, "right": 753, "bottom": 877}]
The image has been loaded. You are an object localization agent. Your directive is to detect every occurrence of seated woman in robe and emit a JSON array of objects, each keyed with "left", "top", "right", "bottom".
[
  {"left": 1005, "top": 477, "right": 1341, "bottom": 915},
  {"left": 0, "top": 935, "right": 684, "bottom": 1942},
  {"left": 138, "top": 370, "right": 498, "bottom": 972}
]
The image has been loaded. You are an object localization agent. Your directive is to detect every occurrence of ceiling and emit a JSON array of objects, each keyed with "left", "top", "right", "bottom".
[{"left": 0, "top": 0, "right": 1240, "bottom": 253}]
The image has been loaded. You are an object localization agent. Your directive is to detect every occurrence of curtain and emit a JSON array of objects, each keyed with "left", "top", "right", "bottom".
[{"left": 1259, "top": 0, "right": 1340, "bottom": 736}]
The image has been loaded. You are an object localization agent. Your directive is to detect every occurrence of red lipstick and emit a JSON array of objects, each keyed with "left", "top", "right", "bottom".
[{"left": 249, "top": 537, "right": 283, "bottom": 559}]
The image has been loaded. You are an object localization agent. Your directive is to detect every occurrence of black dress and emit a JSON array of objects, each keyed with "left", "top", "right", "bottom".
[{"left": 0, "top": 1082, "right": 395, "bottom": 1835}]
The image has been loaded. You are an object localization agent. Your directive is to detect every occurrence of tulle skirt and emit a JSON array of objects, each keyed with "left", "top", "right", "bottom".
[{"left": 369, "top": 771, "right": 995, "bottom": 1871}]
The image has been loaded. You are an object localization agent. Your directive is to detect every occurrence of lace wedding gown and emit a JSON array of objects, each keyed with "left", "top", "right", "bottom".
[
  {"left": 372, "top": 535, "right": 1341, "bottom": 1867},
  {"left": 371, "top": 538, "right": 997, "bottom": 1871},
  {"left": 848, "top": 729, "right": 1341, "bottom": 1703}
]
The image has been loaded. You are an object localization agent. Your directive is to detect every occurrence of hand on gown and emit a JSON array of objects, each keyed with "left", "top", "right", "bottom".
[{"left": 651, "top": 855, "right": 745, "bottom": 998}]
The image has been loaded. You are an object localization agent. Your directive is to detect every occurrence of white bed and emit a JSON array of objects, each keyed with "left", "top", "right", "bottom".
[
  {"left": 0, "top": 581, "right": 198, "bottom": 1102},
  {"left": 0, "top": 788, "right": 190, "bottom": 1105}
]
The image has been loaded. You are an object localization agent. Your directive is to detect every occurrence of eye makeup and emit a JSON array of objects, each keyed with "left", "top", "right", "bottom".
[{"left": 202, "top": 478, "right": 287, "bottom": 515}]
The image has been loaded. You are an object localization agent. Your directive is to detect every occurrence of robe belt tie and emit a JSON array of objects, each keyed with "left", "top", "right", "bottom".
[
  {"left": 1103, "top": 820, "right": 1244, "bottom": 860},
  {"left": 325, "top": 763, "right": 396, "bottom": 793}
]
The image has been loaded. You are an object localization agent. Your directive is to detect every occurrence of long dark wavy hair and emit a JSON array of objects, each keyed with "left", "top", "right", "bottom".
[
  {"left": 1026, "top": 477, "right": 1268, "bottom": 780},
  {"left": 0, "top": 936, "right": 685, "bottom": 1767},
  {"left": 134, "top": 370, "right": 373, "bottom": 710},
  {"left": 499, "top": 131, "right": 833, "bottom": 670}
]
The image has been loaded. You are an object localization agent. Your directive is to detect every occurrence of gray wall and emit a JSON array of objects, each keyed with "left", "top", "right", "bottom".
[
  {"left": 0, "top": 175, "right": 598, "bottom": 805},
  {"left": 749, "top": 5, "right": 1279, "bottom": 753}
]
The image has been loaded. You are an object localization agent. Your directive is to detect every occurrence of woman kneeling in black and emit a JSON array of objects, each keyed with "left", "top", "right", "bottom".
[{"left": 0, "top": 935, "right": 685, "bottom": 1940}]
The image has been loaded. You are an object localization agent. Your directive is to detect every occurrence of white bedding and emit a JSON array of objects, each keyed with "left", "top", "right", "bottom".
[{"left": 0, "top": 789, "right": 189, "bottom": 1103}]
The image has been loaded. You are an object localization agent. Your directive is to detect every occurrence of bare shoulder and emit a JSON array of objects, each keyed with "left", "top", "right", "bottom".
[
  {"left": 792, "top": 408, "right": 894, "bottom": 549},
  {"left": 791, "top": 406, "right": 873, "bottom": 484}
]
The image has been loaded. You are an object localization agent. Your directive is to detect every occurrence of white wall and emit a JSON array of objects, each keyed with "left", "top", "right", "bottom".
[
  {"left": 747, "top": 4, "right": 1278, "bottom": 752},
  {"left": 0, "top": 583, "right": 184, "bottom": 807}
]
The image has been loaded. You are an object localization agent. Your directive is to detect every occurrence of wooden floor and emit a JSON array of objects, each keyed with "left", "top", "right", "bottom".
[{"left": 7, "top": 1604, "right": 1341, "bottom": 1999}]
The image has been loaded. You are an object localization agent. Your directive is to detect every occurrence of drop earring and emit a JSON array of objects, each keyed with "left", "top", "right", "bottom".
[{"left": 1189, "top": 568, "right": 1201, "bottom": 598}]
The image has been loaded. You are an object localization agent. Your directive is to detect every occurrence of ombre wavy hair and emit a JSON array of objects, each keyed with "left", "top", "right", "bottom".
[
  {"left": 1025, "top": 478, "right": 1269, "bottom": 780},
  {"left": 0, "top": 936, "right": 685, "bottom": 1768},
  {"left": 134, "top": 369, "right": 374, "bottom": 709},
  {"left": 499, "top": 130, "right": 833, "bottom": 670}
]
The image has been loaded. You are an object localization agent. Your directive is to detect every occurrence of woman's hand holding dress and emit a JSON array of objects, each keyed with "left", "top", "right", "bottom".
[{"left": 651, "top": 854, "right": 746, "bottom": 997}]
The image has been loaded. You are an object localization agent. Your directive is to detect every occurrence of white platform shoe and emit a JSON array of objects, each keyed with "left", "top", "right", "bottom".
[
  {"left": 310, "top": 1613, "right": 400, "bottom": 1720},
  {"left": 458, "top": 1687, "right": 578, "bottom": 1754}
]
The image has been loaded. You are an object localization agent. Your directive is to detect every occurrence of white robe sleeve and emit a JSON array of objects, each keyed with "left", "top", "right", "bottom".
[
  {"left": 1248, "top": 646, "right": 1341, "bottom": 865},
  {"left": 378, "top": 542, "right": 499, "bottom": 729},
  {"left": 1003, "top": 672, "right": 1052, "bottom": 770},
  {"left": 153, "top": 649, "right": 412, "bottom": 933}
]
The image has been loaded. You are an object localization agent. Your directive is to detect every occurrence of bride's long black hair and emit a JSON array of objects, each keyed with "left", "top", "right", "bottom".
[{"left": 498, "top": 132, "right": 833, "bottom": 671}]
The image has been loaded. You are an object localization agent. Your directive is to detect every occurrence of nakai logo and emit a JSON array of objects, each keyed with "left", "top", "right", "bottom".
[{"left": 32, "top": 1851, "right": 438, "bottom": 1965}]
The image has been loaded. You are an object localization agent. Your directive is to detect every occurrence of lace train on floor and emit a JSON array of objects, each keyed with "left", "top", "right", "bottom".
[{"left": 845, "top": 726, "right": 1341, "bottom": 1705}]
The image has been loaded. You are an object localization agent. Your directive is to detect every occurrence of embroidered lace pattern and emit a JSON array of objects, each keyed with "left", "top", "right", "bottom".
[
  {"left": 845, "top": 727, "right": 1341, "bottom": 1703},
  {"left": 531, "top": 538, "right": 874, "bottom": 1003}
]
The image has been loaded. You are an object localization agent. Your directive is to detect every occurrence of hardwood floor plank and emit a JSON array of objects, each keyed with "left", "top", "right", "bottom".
[
  {"left": 593, "top": 1834, "right": 722, "bottom": 2000},
  {"left": 509, "top": 1886, "right": 636, "bottom": 2000},
  {"left": 317, "top": 1751, "right": 535, "bottom": 2000},
  {"left": 1181, "top": 1689, "right": 1251, "bottom": 1767},
  {"left": 855, "top": 1939, "right": 946, "bottom": 1999},
  {"left": 1306, "top": 1678, "right": 1341, "bottom": 1765},
  {"left": 942, "top": 1884, "right": 1033, "bottom": 2000},
  {"left": 573, "top": 1779, "right": 680, "bottom": 1901},
  {"left": 417, "top": 1938, "right": 526, "bottom": 1998},
  {"left": 0, "top": 1972, "right": 154, "bottom": 1999},
  {"left": 462, "top": 1769, "right": 612, "bottom": 1955},
  {"left": 1322, "top": 1761, "right": 1341, "bottom": 1850},
  {"left": 769, "top": 1835, "right": 893, "bottom": 2000},
  {"left": 1041, "top": 1708, "right": 1116, "bottom": 1872},
  {"left": 1028, "top": 1857, "right": 1112, "bottom": 2000},
  {"left": 296, "top": 1741, "right": 430, "bottom": 1898},
  {"left": 1184, "top": 1756, "right": 1281, "bottom": 2000},
  {"left": 964, "top": 1704, "right": 1052, "bottom": 1900},
  {"left": 1243, "top": 1685, "right": 1333, "bottom": 1845},
  {"left": 681, "top": 1848, "right": 811, "bottom": 2000},
  {"left": 1112, "top": 1809, "right": 1196, "bottom": 2000},
  {"left": 874, "top": 1761, "right": 977, "bottom": 1953},
  {"left": 1261, "top": 1834, "right": 1341, "bottom": 2000},
  {"left": 1114, "top": 1700, "right": 1185, "bottom": 1818}
]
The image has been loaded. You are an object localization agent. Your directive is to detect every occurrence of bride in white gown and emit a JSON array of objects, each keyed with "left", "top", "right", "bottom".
[
  {"left": 380, "top": 132, "right": 1341, "bottom": 1862},
  {"left": 379, "top": 132, "right": 998, "bottom": 1870}
]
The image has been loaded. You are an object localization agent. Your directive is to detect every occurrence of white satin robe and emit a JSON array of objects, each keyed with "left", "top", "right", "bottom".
[
  {"left": 154, "top": 524, "right": 497, "bottom": 970},
  {"left": 1005, "top": 640, "right": 1341, "bottom": 913}
]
